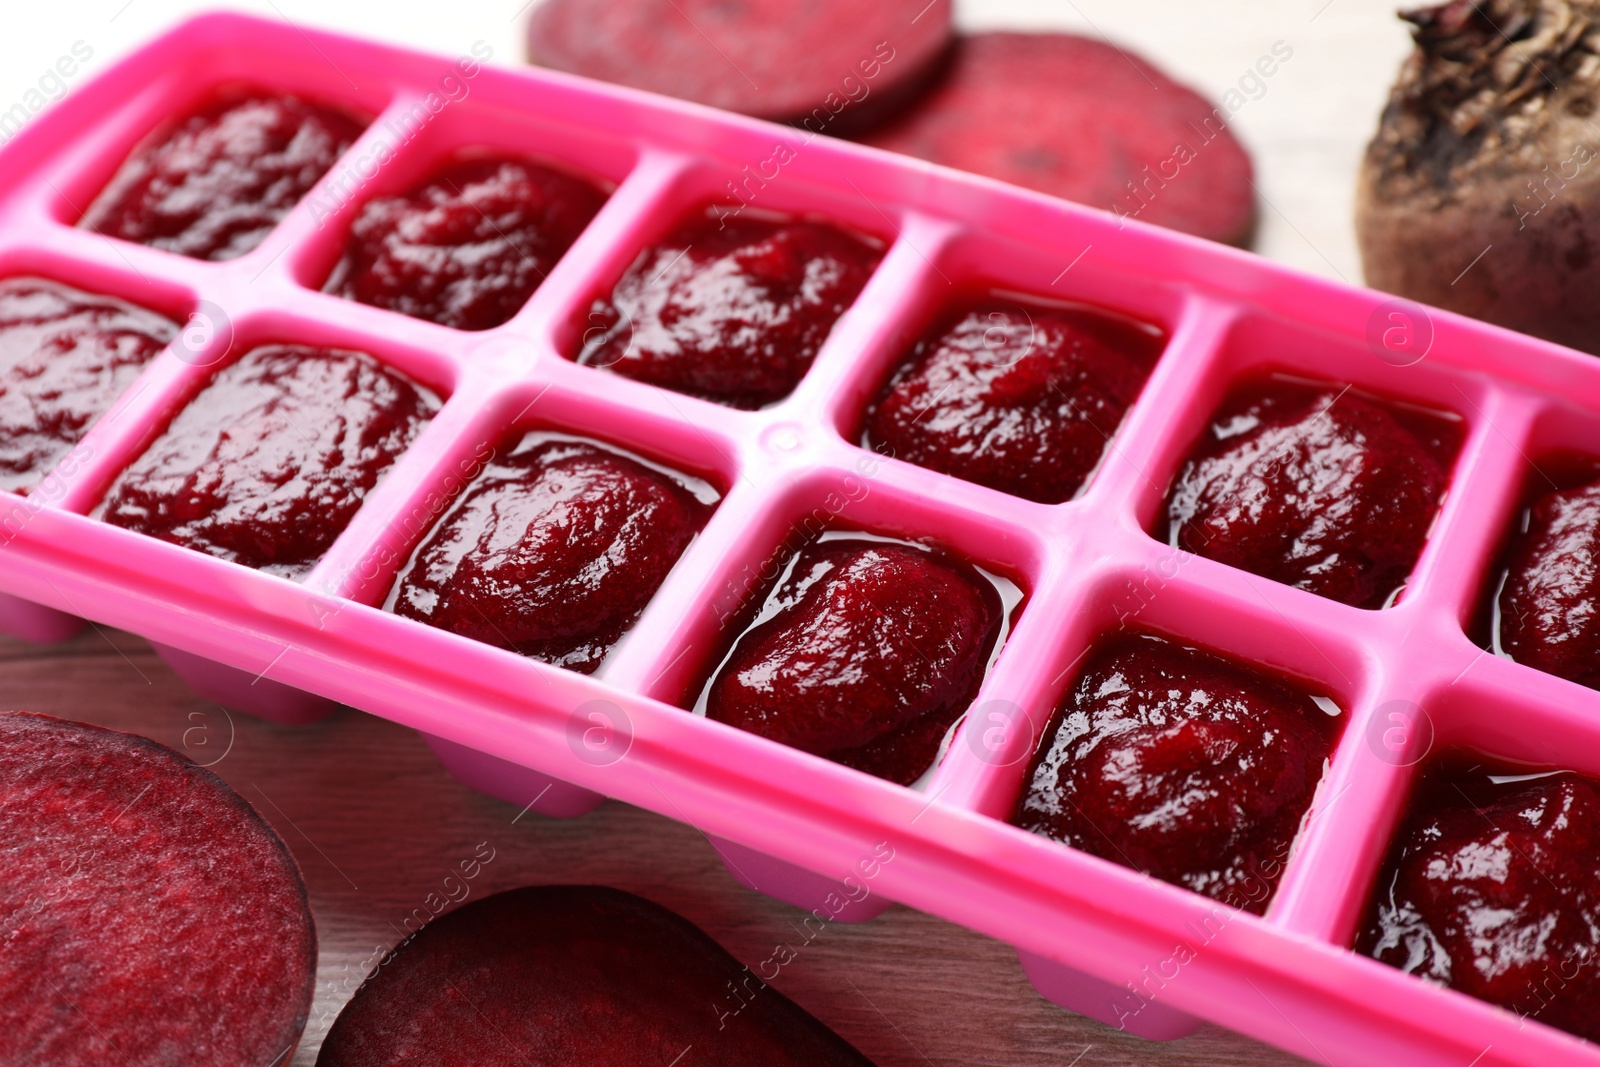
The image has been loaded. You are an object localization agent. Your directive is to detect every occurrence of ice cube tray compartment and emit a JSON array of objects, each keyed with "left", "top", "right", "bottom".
[
  {"left": 4, "top": 12, "right": 1600, "bottom": 1066},
  {"left": 1460, "top": 399, "right": 1600, "bottom": 638}
]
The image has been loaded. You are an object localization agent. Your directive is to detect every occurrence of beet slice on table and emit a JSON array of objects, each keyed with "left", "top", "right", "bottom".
[
  {"left": 860, "top": 32, "right": 1257, "bottom": 246},
  {"left": 526, "top": 0, "right": 952, "bottom": 131},
  {"left": 317, "top": 885, "right": 874, "bottom": 1066},
  {"left": 0, "top": 711, "right": 316, "bottom": 1067}
]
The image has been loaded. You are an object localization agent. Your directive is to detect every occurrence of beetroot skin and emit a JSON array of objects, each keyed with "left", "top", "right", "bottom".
[
  {"left": 317, "top": 885, "right": 873, "bottom": 1066},
  {"left": 1166, "top": 380, "right": 1458, "bottom": 608},
  {"left": 527, "top": 0, "right": 952, "bottom": 131},
  {"left": 390, "top": 437, "right": 712, "bottom": 673},
  {"left": 861, "top": 33, "right": 1257, "bottom": 245},
  {"left": 864, "top": 297, "right": 1159, "bottom": 503},
  {"left": 706, "top": 538, "right": 1002, "bottom": 786},
  {"left": 1016, "top": 634, "right": 1338, "bottom": 913},
  {"left": 1357, "top": 0, "right": 1600, "bottom": 355},
  {"left": 0, "top": 277, "right": 176, "bottom": 493},
  {"left": 1360, "top": 766, "right": 1600, "bottom": 1043},
  {"left": 579, "top": 212, "right": 880, "bottom": 409},
  {"left": 83, "top": 93, "right": 364, "bottom": 261},
  {"left": 0, "top": 712, "right": 316, "bottom": 1066},
  {"left": 331, "top": 157, "right": 607, "bottom": 331}
]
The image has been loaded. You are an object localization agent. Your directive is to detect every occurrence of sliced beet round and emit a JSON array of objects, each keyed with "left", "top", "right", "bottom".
[
  {"left": 318, "top": 885, "right": 874, "bottom": 1066},
  {"left": 526, "top": 0, "right": 952, "bottom": 130},
  {"left": 0, "top": 712, "right": 316, "bottom": 1066},
  {"left": 860, "top": 33, "right": 1257, "bottom": 245}
]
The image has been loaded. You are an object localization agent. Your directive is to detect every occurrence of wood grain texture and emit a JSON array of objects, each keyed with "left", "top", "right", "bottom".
[{"left": 7, "top": 626, "right": 1311, "bottom": 1066}]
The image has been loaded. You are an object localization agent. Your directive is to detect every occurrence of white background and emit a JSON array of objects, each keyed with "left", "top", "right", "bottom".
[{"left": 0, "top": 0, "right": 1412, "bottom": 284}]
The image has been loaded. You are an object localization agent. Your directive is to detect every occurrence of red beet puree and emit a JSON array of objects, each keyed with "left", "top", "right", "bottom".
[
  {"left": 1498, "top": 475, "right": 1600, "bottom": 688},
  {"left": 865, "top": 296, "right": 1159, "bottom": 503},
  {"left": 579, "top": 213, "right": 880, "bottom": 408},
  {"left": 704, "top": 536, "right": 1004, "bottom": 785},
  {"left": 1016, "top": 633, "right": 1339, "bottom": 913},
  {"left": 83, "top": 93, "right": 363, "bottom": 261},
  {"left": 0, "top": 278, "right": 176, "bottom": 493},
  {"left": 389, "top": 436, "right": 713, "bottom": 673},
  {"left": 100, "top": 345, "right": 437, "bottom": 579},
  {"left": 1167, "top": 379, "right": 1457, "bottom": 608},
  {"left": 331, "top": 157, "right": 606, "bottom": 331},
  {"left": 1360, "top": 763, "right": 1600, "bottom": 1042}
]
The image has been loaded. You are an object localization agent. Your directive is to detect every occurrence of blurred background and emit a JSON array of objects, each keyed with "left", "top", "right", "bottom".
[{"left": 0, "top": 1, "right": 1410, "bottom": 284}]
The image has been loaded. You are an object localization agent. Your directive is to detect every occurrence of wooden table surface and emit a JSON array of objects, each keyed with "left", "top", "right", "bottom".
[{"left": 0, "top": 2, "right": 1429, "bottom": 1064}]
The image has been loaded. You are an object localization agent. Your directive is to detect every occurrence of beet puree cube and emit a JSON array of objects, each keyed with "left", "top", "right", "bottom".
[
  {"left": 1497, "top": 475, "right": 1600, "bottom": 689},
  {"left": 388, "top": 435, "right": 714, "bottom": 673},
  {"left": 860, "top": 33, "right": 1256, "bottom": 246},
  {"left": 0, "top": 277, "right": 176, "bottom": 493},
  {"left": 578, "top": 212, "right": 880, "bottom": 409},
  {"left": 1016, "top": 633, "right": 1340, "bottom": 913},
  {"left": 0, "top": 712, "right": 316, "bottom": 1067},
  {"left": 1359, "top": 762, "right": 1600, "bottom": 1043},
  {"left": 703, "top": 535, "right": 1004, "bottom": 785},
  {"left": 99, "top": 344, "right": 438, "bottom": 579},
  {"left": 864, "top": 295, "right": 1161, "bottom": 503},
  {"left": 318, "top": 885, "right": 873, "bottom": 1065},
  {"left": 1166, "top": 378, "right": 1459, "bottom": 609},
  {"left": 329, "top": 157, "right": 607, "bottom": 331},
  {"left": 83, "top": 92, "right": 365, "bottom": 261}
]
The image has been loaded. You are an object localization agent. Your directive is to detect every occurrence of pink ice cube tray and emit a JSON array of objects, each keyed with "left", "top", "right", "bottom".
[{"left": 6, "top": 11, "right": 1600, "bottom": 1065}]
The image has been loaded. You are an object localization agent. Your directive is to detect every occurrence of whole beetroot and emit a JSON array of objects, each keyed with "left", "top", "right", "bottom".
[{"left": 1357, "top": 0, "right": 1600, "bottom": 353}]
